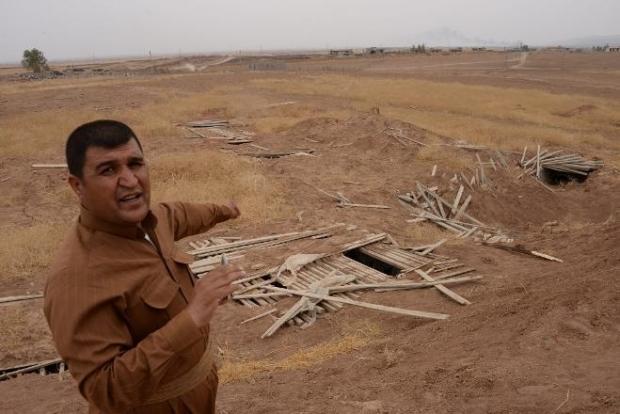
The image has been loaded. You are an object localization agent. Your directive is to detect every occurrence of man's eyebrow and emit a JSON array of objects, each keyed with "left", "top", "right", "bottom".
[{"left": 94, "top": 159, "right": 118, "bottom": 171}]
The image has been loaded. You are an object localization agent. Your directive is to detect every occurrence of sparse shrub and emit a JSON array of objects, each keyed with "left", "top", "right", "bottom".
[{"left": 21, "top": 48, "right": 49, "bottom": 73}]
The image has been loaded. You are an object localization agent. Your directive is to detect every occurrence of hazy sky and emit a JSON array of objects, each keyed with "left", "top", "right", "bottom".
[{"left": 1, "top": 0, "right": 618, "bottom": 62}]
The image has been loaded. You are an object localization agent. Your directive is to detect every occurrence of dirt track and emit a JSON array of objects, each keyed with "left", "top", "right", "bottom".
[{"left": 1, "top": 51, "right": 619, "bottom": 413}]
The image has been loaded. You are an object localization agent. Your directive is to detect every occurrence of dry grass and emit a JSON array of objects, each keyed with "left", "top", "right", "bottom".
[
  {"left": 251, "top": 75, "right": 620, "bottom": 162},
  {"left": 401, "top": 222, "right": 448, "bottom": 245},
  {"left": 0, "top": 303, "right": 57, "bottom": 365},
  {"left": 219, "top": 321, "right": 380, "bottom": 384},
  {"left": 150, "top": 150, "right": 290, "bottom": 224},
  {"left": 0, "top": 223, "right": 67, "bottom": 287}
]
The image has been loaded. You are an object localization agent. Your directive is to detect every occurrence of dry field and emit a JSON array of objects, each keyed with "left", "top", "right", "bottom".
[{"left": 0, "top": 50, "right": 619, "bottom": 413}]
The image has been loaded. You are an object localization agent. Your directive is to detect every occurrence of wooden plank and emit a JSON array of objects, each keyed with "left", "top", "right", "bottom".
[
  {"left": 0, "top": 294, "right": 43, "bottom": 304},
  {"left": 0, "top": 358, "right": 63, "bottom": 381},
  {"left": 475, "top": 154, "right": 486, "bottom": 184},
  {"left": 263, "top": 286, "right": 449, "bottom": 320},
  {"left": 31, "top": 164, "right": 67, "bottom": 169},
  {"left": 520, "top": 146, "right": 528, "bottom": 165},
  {"left": 240, "top": 308, "right": 277, "bottom": 325},
  {"left": 451, "top": 185, "right": 464, "bottom": 216},
  {"left": 337, "top": 203, "right": 390, "bottom": 209},
  {"left": 433, "top": 267, "right": 476, "bottom": 280},
  {"left": 330, "top": 275, "right": 483, "bottom": 293},
  {"left": 452, "top": 194, "right": 472, "bottom": 222},
  {"left": 530, "top": 251, "right": 563, "bottom": 263},
  {"left": 416, "top": 269, "right": 471, "bottom": 305},
  {"left": 420, "top": 239, "right": 447, "bottom": 256},
  {"left": 433, "top": 191, "right": 447, "bottom": 218}
]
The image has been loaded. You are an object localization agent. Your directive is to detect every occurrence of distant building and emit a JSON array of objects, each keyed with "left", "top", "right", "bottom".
[
  {"left": 366, "top": 47, "right": 386, "bottom": 55},
  {"left": 608, "top": 46, "right": 620, "bottom": 52},
  {"left": 449, "top": 47, "right": 463, "bottom": 53},
  {"left": 472, "top": 47, "right": 487, "bottom": 52},
  {"left": 329, "top": 49, "right": 354, "bottom": 57}
]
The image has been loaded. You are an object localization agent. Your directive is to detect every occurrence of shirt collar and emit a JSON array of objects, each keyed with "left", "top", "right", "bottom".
[{"left": 78, "top": 206, "right": 158, "bottom": 239}]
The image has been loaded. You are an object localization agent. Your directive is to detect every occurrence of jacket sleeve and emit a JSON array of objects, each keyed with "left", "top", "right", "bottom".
[
  {"left": 44, "top": 281, "right": 205, "bottom": 413},
  {"left": 158, "top": 202, "right": 235, "bottom": 241}
]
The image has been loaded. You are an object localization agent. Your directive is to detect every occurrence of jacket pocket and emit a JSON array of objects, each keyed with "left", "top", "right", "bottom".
[
  {"left": 171, "top": 246, "right": 194, "bottom": 265},
  {"left": 140, "top": 274, "right": 179, "bottom": 309}
]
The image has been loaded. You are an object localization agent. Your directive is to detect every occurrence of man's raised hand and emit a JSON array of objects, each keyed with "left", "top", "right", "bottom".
[{"left": 186, "top": 264, "right": 245, "bottom": 328}]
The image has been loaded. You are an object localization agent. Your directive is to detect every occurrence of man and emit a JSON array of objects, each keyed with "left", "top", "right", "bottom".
[{"left": 44, "top": 120, "right": 243, "bottom": 413}]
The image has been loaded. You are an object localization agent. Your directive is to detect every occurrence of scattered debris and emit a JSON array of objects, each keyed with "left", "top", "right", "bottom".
[
  {"left": 181, "top": 118, "right": 257, "bottom": 146},
  {"left": 519, "top": 146, "right": 603, "bottom": 183},
  {"left": 188, "top": 226, "right": 483, "bottom": 337},
  {"left": 383, "top": 127, "right": 428, "bottom": 147},
  {"left": 399, "top": 181, "right": 511, "bottom": 242},
  {"left": 182, "top": 119, "right": 230, "bottom": 128}
]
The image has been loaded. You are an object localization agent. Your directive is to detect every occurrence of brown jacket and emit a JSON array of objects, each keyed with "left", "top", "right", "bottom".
[{"left": 44, "top": 202, "right": 234, "bottom": 414}]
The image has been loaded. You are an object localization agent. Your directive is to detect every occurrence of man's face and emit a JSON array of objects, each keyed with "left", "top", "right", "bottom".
[{"left": 69, "top": 139, "right": 151, "bottom": 226}]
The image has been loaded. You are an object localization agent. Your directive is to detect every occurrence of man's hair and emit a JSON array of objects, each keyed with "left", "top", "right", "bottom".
[{"left": 66, "top": 120, "right": 142, "bottom": 178}]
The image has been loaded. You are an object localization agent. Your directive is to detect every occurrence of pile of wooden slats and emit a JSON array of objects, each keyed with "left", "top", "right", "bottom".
[
  {"left": 181, "top": 118, "right": 254, "bottom": 145},
  {"left": 183, "top": 119, "right": 230, "bottom": 128},
  {"left": 186, "top": 227, "right": 484, "bottom": 338},
  {"left": 519, "top": 145, "right": 603, "bottom": 179},
  {"left": 398, "top": 181, "right": 511, "bottom": 243}
]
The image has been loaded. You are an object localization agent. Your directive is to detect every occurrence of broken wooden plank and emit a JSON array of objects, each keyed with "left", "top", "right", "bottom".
[
  {"left": 452, "top": 194, "right": 472, "bottom": 222},
  {"left": 420, "top": 239, "right": 447, "bottom": 256},
  {"left": 482, "top": 243, "right": 563, "bottom": 263},
  {"left": 0, "top": 294, "right": 43, "bottom": 304},
  {"left": 451, "top": 185, "right": 464, "bottom": 216},
  {"left": 0, "top": 358, "right": 63, "bottom": 381},
  {"left": 530, "top": 251, "right": 563, "bottom": 263},
  {"left": 331, "top": 275, "right": 483, "bottom": 293},
  {"left": 520, "top": 146, "right": 528, "bottom": 165},
  {"left": 240, "top": 308, "right": 277, "bottom": 325},
  {"left": 263, "top": 286, "right": 449, "bottom": 320},
  {"left": 415, "top": 269, "right": 471, "bottom": 305},
  {"left": 31, "top": 164, "right": 67, "bottom": 169},
  {"left": 536, "top": 144, "right": 541, "bottom": 178},
  {"left": 241, "top": 149, "right": 315, "bottom": 158}
]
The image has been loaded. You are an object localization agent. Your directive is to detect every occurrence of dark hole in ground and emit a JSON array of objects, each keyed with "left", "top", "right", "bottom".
[
  {"left": 344, "top": 248, "right": 401, "bottom": 277},
  {"left": 541, "top": 167, "right": 588, "bottom": 185}
]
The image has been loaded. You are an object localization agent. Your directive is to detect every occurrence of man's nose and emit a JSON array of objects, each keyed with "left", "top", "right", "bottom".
[{"left": 118, "top": 166, "right": 139, "bottom": 187}]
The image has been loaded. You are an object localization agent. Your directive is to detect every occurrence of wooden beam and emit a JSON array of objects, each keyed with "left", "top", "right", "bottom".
[
  {"left": 31, "top": 164, "right": 67, "bottom": 169},
  {"left": 0, "top": 294, "right": 43, "bottom": 304},
  {"left": 263, "top": 286, "right": 449, "bottom": 320},
  {"left": 416, "top": 269, "right": 471, "bottom": 305}
]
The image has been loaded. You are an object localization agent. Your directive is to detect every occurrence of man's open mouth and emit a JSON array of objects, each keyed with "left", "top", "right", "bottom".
[{"left": 119, "top": 192, "right": 143, "bottom": 203}]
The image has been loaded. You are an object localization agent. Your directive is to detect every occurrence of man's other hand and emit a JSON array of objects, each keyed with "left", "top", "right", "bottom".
[
  {"left": 227, "top": 200, "right": 241, "bottom": 219},
  {"left": 186, "top": 264, "right": 244, "bottom": 328}
]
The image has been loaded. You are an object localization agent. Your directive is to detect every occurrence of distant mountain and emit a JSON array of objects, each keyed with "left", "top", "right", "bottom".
[
  {"left": 548, "top": 34, "right": 620, "bottom": 47},
  {"left": 411, "top": 28, "right": 515, "bottom": 47}
]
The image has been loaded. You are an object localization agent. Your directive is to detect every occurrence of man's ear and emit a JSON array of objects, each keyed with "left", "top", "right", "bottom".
[{"left": 68, "top": 175, "right": 84, "bottom": 200}]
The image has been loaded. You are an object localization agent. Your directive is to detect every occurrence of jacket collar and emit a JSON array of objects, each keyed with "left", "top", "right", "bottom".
[{"left": 78, "top": 206, "right": 158, "bottom": 239}]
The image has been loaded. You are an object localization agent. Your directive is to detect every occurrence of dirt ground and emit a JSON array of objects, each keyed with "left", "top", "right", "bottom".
[{"left": 1, "top": 50, "right": 619, "bottom": 413}]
